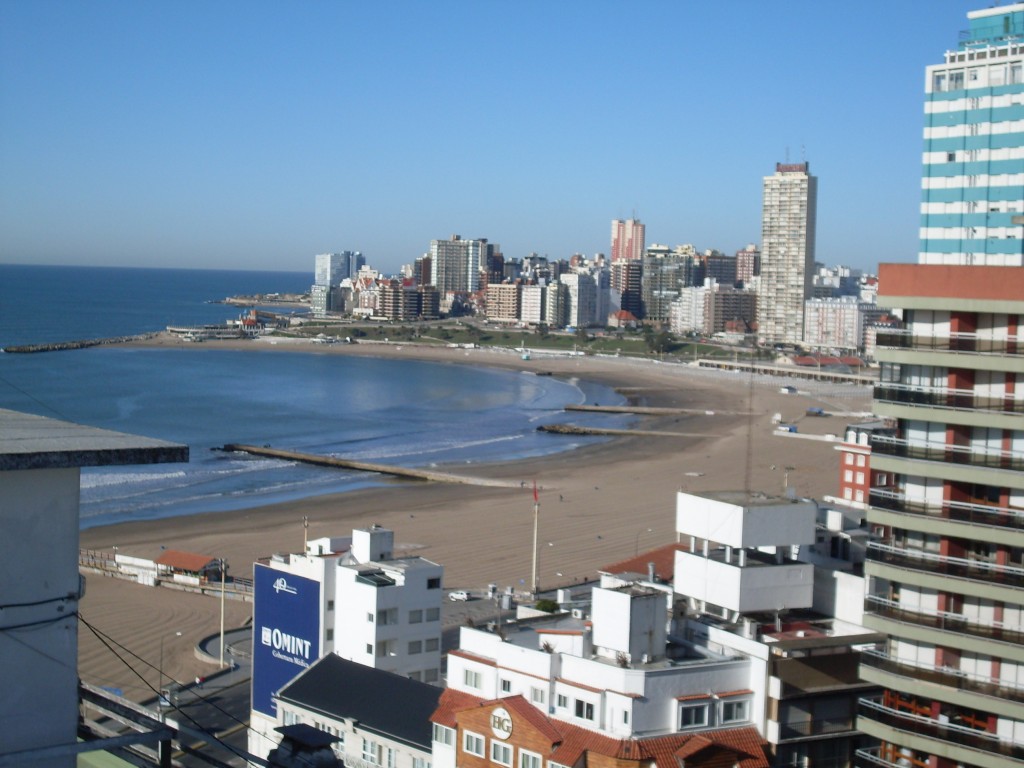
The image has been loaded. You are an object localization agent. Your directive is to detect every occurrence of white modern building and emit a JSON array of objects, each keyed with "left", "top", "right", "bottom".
[
  {"left": 803, "top": 296, "right": 890, "bottom": 354},
  {"left": 560, "top": 271, "right": 598, "bottom": 328},
  {"left": 919, "top": 4, "right": 1024, "bottom": 266},
  {"left": 520, "top": 283, "right": 545, "bottom": 326},
  {"left": 758, "top": 162, "right": 818, "bottom": 347},
  {"left": 670, "top": 286, "right": 707, "bottom": 335},
  {"left": 315, "top": 253, "right": 346, "bottom": 288},
  {"left": 249, "top": 525, "right": 444, "bottom": 758},
  {"left": 430, "top": 235, "right": 487, "bottom": 309}
]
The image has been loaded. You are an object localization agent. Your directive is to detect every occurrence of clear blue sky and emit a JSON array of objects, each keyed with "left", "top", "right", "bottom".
[{"left": 0, "top": 1, "right": 983, "bottom": 275}]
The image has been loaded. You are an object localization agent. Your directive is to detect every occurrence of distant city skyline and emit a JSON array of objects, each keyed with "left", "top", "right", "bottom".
[{"left": 0, "top": 2, "right": 987, "bottom": 275}]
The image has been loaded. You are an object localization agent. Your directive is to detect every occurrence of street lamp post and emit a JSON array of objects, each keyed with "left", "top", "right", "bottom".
[
  {"left": 219, "top": 558, "right": 227, "bottom": 668},
  {"left": 158, "top": 630, "right": 182, "bottom": 717}
]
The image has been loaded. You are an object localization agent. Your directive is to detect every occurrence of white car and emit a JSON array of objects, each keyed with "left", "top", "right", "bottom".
[{"left": 448, "top": 590, "right": 470, "bottom": 602}]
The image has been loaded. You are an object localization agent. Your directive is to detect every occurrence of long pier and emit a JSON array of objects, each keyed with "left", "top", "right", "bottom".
[
  {"left": 565, "top": 404, "right": 751, "bottom": 416},
  {"left": 220, "top": 444, "right": 520, "bottom": 487},
  {"left": 2, "top": 333, "right": 157, "bottom": 354},
  {"left": 538, "top": 424, "right": 719, "bottom": 438}
]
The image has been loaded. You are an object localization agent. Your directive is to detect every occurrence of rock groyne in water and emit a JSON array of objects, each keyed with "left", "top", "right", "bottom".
[{"left": 2, "top": 333, "right": 158, "bottom": 354}]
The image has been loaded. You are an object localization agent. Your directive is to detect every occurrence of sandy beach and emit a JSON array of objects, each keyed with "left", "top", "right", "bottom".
[{"left": 78, "top": 335, "right": 873, "bottom": 700}]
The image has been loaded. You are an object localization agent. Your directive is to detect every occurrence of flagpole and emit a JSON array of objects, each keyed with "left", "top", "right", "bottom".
[{"left": 531, "top": 482, "right": 539, "bottom": 597}]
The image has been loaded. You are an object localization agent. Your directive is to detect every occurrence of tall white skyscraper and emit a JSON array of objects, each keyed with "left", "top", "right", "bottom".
[
  {"left": 429, "top": 235, "right": 487, "bottom": 311},
  {"left": 857, "top": 7, "right": 1024, "bottom": 768},
  {"left": 314, "top": 252, "right": 345, "bottom": 287},
  {"left": 756, "top": 162, "right": 818, "bottom": 347},
  {"left": 919, "top": 5, "right": 1024, "bottom": 266}
]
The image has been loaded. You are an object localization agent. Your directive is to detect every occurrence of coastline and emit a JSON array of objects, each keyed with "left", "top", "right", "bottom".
[
  {"left": 77, "top": 332, "right": 872, "bottom": 697},
  {"left": 83, "top": 332, "right": 870, "bottom": 586}
]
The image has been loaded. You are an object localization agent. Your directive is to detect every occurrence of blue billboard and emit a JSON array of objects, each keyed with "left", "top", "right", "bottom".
[{"left": 252, "top": 564, "right": 322, "bottom": 716}]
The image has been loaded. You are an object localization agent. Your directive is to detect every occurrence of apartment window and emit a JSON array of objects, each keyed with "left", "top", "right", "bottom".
[
  {"left": 366, "top": 643, "right": 373, "bottom": 655},
  {"left": 409, "top": 640, "right": 422, "bottom": 654},
  {"left": 491, "top": 742, "right": 513, "bottom": 766},
  {"left": 426, "top": 607, "right": 440, "bottom": 622},
  {"left": 377, "top": 608, "right": 398, "bottom": 626},
  {"left": 856, "top": 472, "right": 864, "bottom": 485},
  {"left": 500, "top": 679, "right": 512, "bottom": 693},
  {"left": 519, "top": 750, "right": 541, "bottom": 768},
  {"left": 409, "top": 670, "right": 422, "bottom": 681},
  {"left": 844, "top": 470, "right": 853, "bottom": 483},
  {"left": 574, "top": 700, "right": 594, "bottom": 721},
  {"left": 413, "top": 758, "right": 430, "bottom": 768},
  {"left": 844, "top": 454, "right": 853, "bottom": 465},
  {"left": 531, "top": 687, "right": 545, "bottom": 705},
  {"left": 427, "top": 577, "right": 441, "bottom": 589},
  {"left": 362, "top": 739, "right": 380, "bottom": 765},
  {"left": 367, "top": 613, "right": 374, "bottom": 623},
  {"left": 464, "top": 669, "right": 481, "bottom": 689},
  {"left": 424, "top": 668, "right": 439, "bottom": 683},
  {"left": 855, "top": 490, "right": 865, "bottom": 503},
  {"left": 432, "top": 724, "right": 454, "bottom": 746},
  {"left": 556, "top": 694, "right": 568, "bottom": 709},
  {"left": 856, "top": 454, "right": 866, "bottom": 467},
  {"left": 722, "top": 700, "right": 749, "bottom": 723},
  {"left": 409, "top": 609, "right": 423, "bottom": 624},
  {"left": 463, "top": 731, "right": 485, "bottom": 757},
  {"left": 385, "top": 748, "right": 396, "bottom": 768},
  {"left": 425, "top": 637, "right": 439, "bottom": 652},
  {"left": 283, "top": 709, "right": 298, "bottom": 726},
  {"left": 326, "top": 628, "right": 334, "bottom": 642},
  {"left": 327, "top": 600, "right": 335, "bottom": 611},
  {"left": 680, "top": 704, "right": 707, "bottom": 729}
]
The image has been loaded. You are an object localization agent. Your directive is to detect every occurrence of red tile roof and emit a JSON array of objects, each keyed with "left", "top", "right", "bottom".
[
  {"left": 154, "top": 550, "right": 218, "bottom": 572},
  {"left": 447, "top": 649, "right": 497, "bottom": 666},
  {"left": 600, "top": 543, "right": 688, "bottom": 582},
  {"left": 431, "top": 690, "right": 769, "bottom": 768},
  {"left": 430, "top": 688, "right": 486, "bottom": 728}
]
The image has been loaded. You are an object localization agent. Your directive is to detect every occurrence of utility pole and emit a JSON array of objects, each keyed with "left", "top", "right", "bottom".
[
  {"left": 219, "top": 559, "right": 227, "bottom": 668},
  {"left": 531, "top": 482, "right": 540, "bottom": 597}
]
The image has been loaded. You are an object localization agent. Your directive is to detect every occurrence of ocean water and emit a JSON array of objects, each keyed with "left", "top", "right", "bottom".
[{"left": 0, "top": 265, "right": 626, "bottom": 528}]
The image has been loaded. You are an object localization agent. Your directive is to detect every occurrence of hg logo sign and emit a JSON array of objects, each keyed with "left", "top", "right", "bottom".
[
  {"left": 273, "top": 577, "right": 298, "bottom": 595},
  {"left": 490, "top": 706, "right": 512, "bottom": 740}
]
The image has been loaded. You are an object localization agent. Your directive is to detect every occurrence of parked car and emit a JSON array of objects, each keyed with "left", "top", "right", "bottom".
[{"left": 449, "top": 590, "right": 470, "bottom": 602}]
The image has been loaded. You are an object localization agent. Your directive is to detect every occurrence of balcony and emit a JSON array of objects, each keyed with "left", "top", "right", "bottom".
[
  {"left": 875, "top": 328, "right": 1022, "bottom": 357},
  {"left": 873, "top": 383, "right": 1023, "bottom": 415},
  {"left": 860, "top": 649, "right": 1024, "bottom": 704},
  {"left": 870, "top": 434, "right": 1024, "bottom": 472},
  {"left": 775, "top": 716, "right": 858, "bottom": 741},
  {"left": 869, "top": 489, "right": 1024, "bottom": 532},
  {"left": 864, "top": 594, "right": 1024, "bottom": 647},
  {"left": 857, "top": 699, "right": 1024, "bottom": 762},
  {"left": 866, "top": 541, "right": 1024, "bottom": 589}
]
